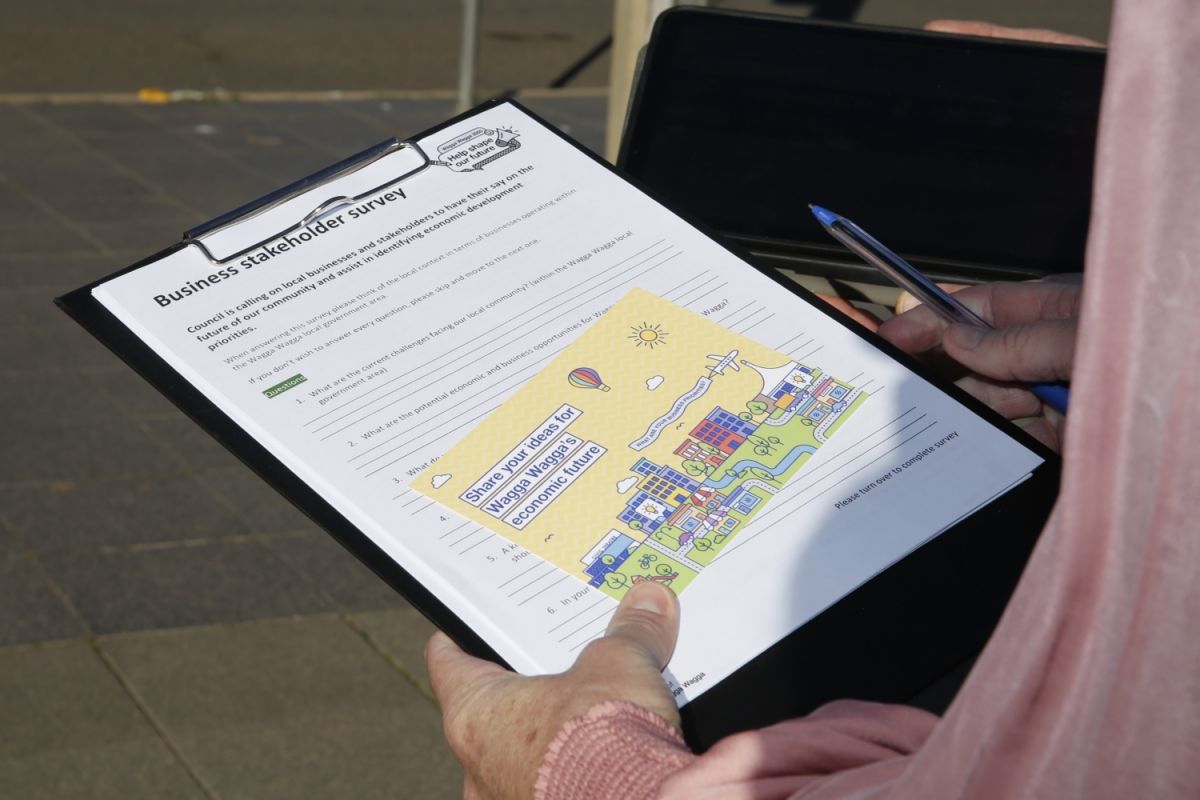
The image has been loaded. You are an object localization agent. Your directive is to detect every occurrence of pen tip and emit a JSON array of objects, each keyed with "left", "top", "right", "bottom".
[{"left": 809, "top": 204, "right": 837, "bottom": 227}]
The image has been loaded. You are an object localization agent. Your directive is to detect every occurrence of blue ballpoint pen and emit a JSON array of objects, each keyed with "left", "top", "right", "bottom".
[{"left": 809, "top": 204, "right": 1070, "bottom": 414}]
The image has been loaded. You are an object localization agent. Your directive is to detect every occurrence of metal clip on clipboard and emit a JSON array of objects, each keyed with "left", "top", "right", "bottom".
[{"left": 181, "top": 139, "right": 433, "bottom": 265}]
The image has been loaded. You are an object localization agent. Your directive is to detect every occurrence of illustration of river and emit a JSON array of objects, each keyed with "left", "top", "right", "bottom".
[{"left": 706, "top": 444, "right": 817, "bottom": 489}]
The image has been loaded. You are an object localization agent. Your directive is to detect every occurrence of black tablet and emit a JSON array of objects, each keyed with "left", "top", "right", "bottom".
[{"left": 620, "top": 8, "right": 1106, "bottom": 285}]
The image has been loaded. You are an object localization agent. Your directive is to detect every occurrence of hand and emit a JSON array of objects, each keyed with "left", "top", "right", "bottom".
[
  {"left": 426, "top": 581, "right": 681, "bottom": 800},
  {"left": 924, "top": 19, "right": 1103, "bottom": 48},
  {"left": 877, "top": 277, "right": 1081, "bottom": 452}
]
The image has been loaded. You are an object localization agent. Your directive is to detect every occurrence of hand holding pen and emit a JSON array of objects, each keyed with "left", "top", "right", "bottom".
[{"left": 811, "top": 205, "right": 1076, "bottom": 452}]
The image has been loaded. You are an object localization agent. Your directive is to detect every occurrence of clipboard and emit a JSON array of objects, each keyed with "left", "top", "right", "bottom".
[{"left": 57, "top": 99, "right": 1061, "bottom": 750}]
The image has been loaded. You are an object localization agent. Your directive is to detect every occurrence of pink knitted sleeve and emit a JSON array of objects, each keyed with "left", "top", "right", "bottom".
[
  {"left": 533, "top": 701, "right": 696, "bottom": 800},
  {"left": 534, "top": 699, "right": 937, "bottom": 800}
]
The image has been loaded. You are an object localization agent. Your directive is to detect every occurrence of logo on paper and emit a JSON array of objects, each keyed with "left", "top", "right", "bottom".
[{"left": 432, "top": 126, "right": 522, "bottom": 172}]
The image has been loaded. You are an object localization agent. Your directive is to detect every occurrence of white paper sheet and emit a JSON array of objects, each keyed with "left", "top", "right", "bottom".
[{"left": 92, "top": 103, "right": 1042, "bottom": 703}]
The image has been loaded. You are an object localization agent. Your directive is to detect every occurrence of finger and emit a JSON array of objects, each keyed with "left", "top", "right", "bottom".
[
  {"left": 1014, "top": 415, "right": 1066, "bottom": 453},
  {"left": 425, "top": 631, "right": 509, "bottom": 708},
  {"left": 955, "top": 374, "right": 1044, "bottom": 420},
  {"left": 924, "top": 19, "right": 1102, "bottom": 47},
  {"left": 943, "top": 318, "right": 1077, "bottom": 383},
  {"left": 600, "top": 582, "right": 681, "bottom": 670},
  {"left": 894, "top": 284, "right": 967, "bottom": 315},
  {"left": 876, "top": 304, "right": 949, "bottom": 354},
  {"left": 878, "top": 280, "right": 1081, "bottom": 355}
]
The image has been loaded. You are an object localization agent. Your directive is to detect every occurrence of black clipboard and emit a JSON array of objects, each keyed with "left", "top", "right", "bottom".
[{"left": 57, "top": 98, "right": 1060, "bottom": 750}]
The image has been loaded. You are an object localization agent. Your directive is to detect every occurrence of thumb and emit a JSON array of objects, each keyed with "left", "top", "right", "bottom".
[
  {"left": 425, "top": 631, "right": 509, "bottom": 710},
  {"left": 600, "top": 582, "right": 680, "bottom": 670},
  {"left": 944, "top": 319, "right": 1077, "bottom": 384}
]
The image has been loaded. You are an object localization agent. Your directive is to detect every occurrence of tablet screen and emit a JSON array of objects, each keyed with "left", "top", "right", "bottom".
[{"left": 621, "top": 10, "right": 1105, "bottom": 274}]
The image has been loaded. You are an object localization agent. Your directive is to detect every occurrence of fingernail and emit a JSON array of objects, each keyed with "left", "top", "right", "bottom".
[
  {"left": 626, "top": 582, "right": 673, "bottom": 615},
  {"left": 947, "top": 323, "right": 986, "bottom": 350}
]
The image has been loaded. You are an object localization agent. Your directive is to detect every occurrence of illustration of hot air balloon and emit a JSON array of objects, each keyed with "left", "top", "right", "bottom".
[{"left": 568, "top": 367, "right": 610, "bottom": 392}]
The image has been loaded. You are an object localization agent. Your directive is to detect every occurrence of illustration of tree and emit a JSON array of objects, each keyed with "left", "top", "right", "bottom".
[
  {"left": 605, "top": 573, "right": 628, "bottom": 590},
  {"left": 738, "top": 411, "right": 753, "bottom": 421},
  {"left": 749, "top": 467, "right": 779, "bottom": 484},
  {"left": 629, "top": 520, "right": 643, "bottom": 531},
  {"left": 746, "top": 400, "right": 769, "bottom": 416},
  {"left": 747, "top": 433, "right": 782, "bottom": 457},
  {"left": 682, "top": 459, "right": 714, "bottom": 477},
  {"left": 696, "top": 442, "right": 721, "bottom": 456}
]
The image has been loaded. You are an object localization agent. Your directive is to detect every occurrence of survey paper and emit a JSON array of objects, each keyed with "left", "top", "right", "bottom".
[{"left": 90, "top": 102, "right": 1042, "bottom": 703}]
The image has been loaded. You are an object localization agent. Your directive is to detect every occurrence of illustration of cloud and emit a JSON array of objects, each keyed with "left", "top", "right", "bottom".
[
  {"left": 645, "top": 375, "right": 665, "bottom": 391},
  {"left": 431, "top": 473, "right": 452, "bottom": 489},
  {"left": 616, "top": 476, "right": 639, "bottom": 494}
]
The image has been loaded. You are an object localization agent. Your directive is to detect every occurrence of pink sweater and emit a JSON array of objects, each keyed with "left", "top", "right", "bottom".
[{"left": 535, "top": 1, "right": 1200, "bottom": 796}]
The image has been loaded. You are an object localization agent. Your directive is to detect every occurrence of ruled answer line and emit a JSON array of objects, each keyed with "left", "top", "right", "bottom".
[
  {"left": 459, "top": 532, "right": 495, "bottom": 555},
  {"left": 498, "top": 559, "right": 545, "bottom": 590},
  {"left": 317, "top": 249, "right": 682, "bottom": 442},
  {"left": 311, "top": 243, "right": 676, "bottom": 437},
  {"left": 516, "top": 575, "right": 571, "bottom": 606},
  {"left": 302, "top": 239, "right": 669, "bottom": 428},
  {"left": 508, "top": 565, "right": 559, "bottom": 598}
]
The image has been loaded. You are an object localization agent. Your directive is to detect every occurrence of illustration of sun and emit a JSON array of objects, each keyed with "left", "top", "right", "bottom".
[{"left": 628, "top": 321, "right": 668, "bottom": 349}]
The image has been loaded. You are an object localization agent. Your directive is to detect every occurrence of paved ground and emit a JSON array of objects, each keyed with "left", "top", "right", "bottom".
[
  {"left": 0, "top": 95, "right": 602, "bottom": 800},
  {"left": 0, "top": 1, "right": 1111, "bottom": 797},
  {"left": 2, "top": 0, "right": 1109, "bottom": 95}
]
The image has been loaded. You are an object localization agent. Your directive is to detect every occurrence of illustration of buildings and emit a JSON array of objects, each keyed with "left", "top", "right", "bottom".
[
  {"left": 632, "top": 457, "right": 700, "bottom": 504},
  {"left": 690, "top": 486, "right": 727, "bottom": 510},
  {"left": 618, "top": 458, "right": 701, "bottom": 532},
  {"left": 788, "top": 376, "right": 853, "bottom": 422},
  {"left": 673, "top": 438, "right": 727, "bottom": 468},
  {"left": 581, "top": 531, "right": 638, "bottom": 588},
  {"left": 690, "top": 407, "right": 758, "bottom": 454},
  {"left": 618, "top": 490, "right": 670, "bottom": 532}
]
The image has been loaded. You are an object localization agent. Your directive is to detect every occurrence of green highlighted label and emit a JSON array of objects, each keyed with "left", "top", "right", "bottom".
[{"left": 263, "top": 373, "right": 307, "bottom": 399}]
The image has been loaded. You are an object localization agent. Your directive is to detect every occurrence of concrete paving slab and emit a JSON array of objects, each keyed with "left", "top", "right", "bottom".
[
  {"left": 0, "top": 418, "right": 172, "bottom": 483},
  {"left": 101, "top": 616, "right": 462, "bottom": 800},
  {"left": 0, "top": 252, "right": 137, "bottom": 292},
  {"left": 332, "top": 99, "right": 461, "bottom": 142},
  {"left": 0, "top": 481, "right": 120, "bottom": 555},
  {"left": 0, "top": 640, "right": 207, "bottom": 798},
  {"left": 2, "top": 0, "right": 612, "bottom": 94},
  {"left": 263, "top": 532, "right": 408, "bottom": 613},
  {"left": 138, "top": 417, "right": 250, "bottom": 471},
  {"left": 0, "top": 368, "right": 124, "bottom": 430},
  {"left": 0, "top": 555, "right": 87, "bottom": 645},
  {"left": 519, "top": 94, "right": 607, "bottom": 155},
  {"left": 88, "top": 369, "right": 191, "bottom": 420},
  {"left": 0, "top": 219, "right": 104, "bottom": 259},
  {"left": 40, "top": 539, "right": 334, "bottom": 634},
  {"left": 0, "top": 291, "right": 68, "bottom": 373},
  {"left": 0, "top": 475, "right": 250, "bottom": 554},
  {"left": 16, "top": 285, "right": 141, "bottom": 371},
  {"left": 196, "top": 467, "right": 322, "bottom": 536},
  {"left": 347, "top": 607, "right": 440, "bottom": 698}
]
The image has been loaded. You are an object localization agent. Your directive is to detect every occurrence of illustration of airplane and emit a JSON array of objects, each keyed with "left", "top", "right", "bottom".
[{"left": 704, "top": 349, "right": 741, "bottom": 377}]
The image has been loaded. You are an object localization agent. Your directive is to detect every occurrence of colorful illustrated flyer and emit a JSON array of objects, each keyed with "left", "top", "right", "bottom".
[{"left": 414, "top": 288, "right": 868, "bottom": 599}]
